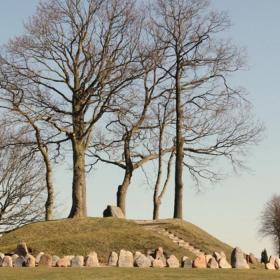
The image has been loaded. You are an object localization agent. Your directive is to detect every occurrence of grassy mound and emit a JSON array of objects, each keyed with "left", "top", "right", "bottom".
[
  {"left": 0, "top": 218, "right": 193, "bottom": 262},
  {"left": 0, "top": 218, "right": 233, "bottom": 262},
  {"left": 153, "top": 219, "right": 233, "bottom": 259}
]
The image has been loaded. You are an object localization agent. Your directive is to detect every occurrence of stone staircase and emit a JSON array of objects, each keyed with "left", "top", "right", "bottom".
[{"left": 135, "top": 221, "right": 206, "bottom": 257}]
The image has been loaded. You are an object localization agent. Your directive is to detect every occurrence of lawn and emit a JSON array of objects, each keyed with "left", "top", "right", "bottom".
[{"left": 0, "top": 268, "right": 279, "bottom": 280}]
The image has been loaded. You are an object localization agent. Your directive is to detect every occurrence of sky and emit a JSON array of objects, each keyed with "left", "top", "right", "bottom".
[{"left": 0, "top": 0, "right": 279, "bottom": 258}]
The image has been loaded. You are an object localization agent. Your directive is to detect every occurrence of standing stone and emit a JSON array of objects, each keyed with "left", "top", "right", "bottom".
[
  {"left": 11, "top": 254, "right": 19, "bottom": 266},
  {"left": 103, "top": 205, "right": 125, "bottom": 218},
  {"left": 66, "top": 255, "right": 75, "bottom": 262},
  {"left": 35, "top": 252, "right": 44, "bottom": 264},
  {"left": 52, "top": 256, "right": 60, "bottom": 267},
  {"left": 182, "top": 256, "right": 193, "bottom": 268},
  {"left": 2, "top": 256, "right": 13, "bottom": 267},
  {"left": 15, "top": 256, "right": 26, "bottom": 267},
  {"left": 265, "top": 256, "right": 276, "bottom": 270},
  {"left": 118, "top": 250, "right": 133, "bottom": 267},
  {"left": 25, "top": 254, "right": 36, "bottom": 267},
  {"left": 193, "top": 255, "right": 207, "bottom": 268},
  {"left": 220, "top": 251, "right": 227, "bottom": 259},
  {"left": 108, "top": 251, "right": 118, "bottom": 266},
  {"left": 231, "top": 247, "right": 249, "bottom": 269},
  {"left": 166, "top": 255, "right": 180, "bottom": 268},
  {"left": 71, "top": 256, "right": 84, "bottom": 267},
  {"left": 15, "top": 242, "right": 29, "bottom": 257},
  {"left": 207, "top": 257, "right": 219, "bottom": 269},
  {"left": 154, "top": 247, "right": 167, "bottom": 266},
  {"left": 85, "top": 252, "right": 99, "bottom": 267},
  {"left": 265, "top": 262, "right": 275, "bottom": 270},
  {"left": 275, "top": 257, "right": 280, "bottom": 270},
  {"left": 39, "top": 254, "right": 52, "bottom": 267},
  {"left": 146, "top": 249, "right": 155, "bottom": 257},
  {"left": 134, "top": 252, "right": 151, "bottom": 268},
  {"left": 219, "top": 257, "right": 232, "bottom": 269},
  {"left": 0, "top": 252, "right": 4, "bottom": 260},
  {"left": 152, "top": 259, "right": 165, "bottom": 268},
  {"left": 248, "top": 253, "right": 258, "bottom": 265},
  {"left": 205, "top": 254, "right": 213, "bottom": 263},
  {"left": 148, "top": 255, "right": 155, "bottom": 263},
  {"left": 56, "top": 257, "right": 70, "bottom": 267},
  {"left": 213, "top": 252, "right": 222, "bottom": 262}
]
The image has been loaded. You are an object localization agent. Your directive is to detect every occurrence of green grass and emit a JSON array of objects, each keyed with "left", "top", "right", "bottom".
[
  {"left": 0, "top": 267, "right": 277, "bottom": 280},
  {"left": 155, "top": 219, "right": 233, "bottom": 259},
  {"left": 0, "top": 217, "right": 246, "bottom": 266},
  {"left": 0, "top": 218, "right": 196, "bottom": 262}
]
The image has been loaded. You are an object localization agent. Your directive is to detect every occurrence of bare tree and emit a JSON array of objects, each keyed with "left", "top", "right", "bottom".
[
  {"left": 0, "top": 0, "right": 142, "bottom": 218},
  {"left": 0, "top": 0, "right": 263, "bottom": 221},
  {"left": 259, "top": 194, "right": 280, "bottom": 257},
  {"left": 88, "top": 40, "right": 175, "bottom": 215},
  {"left": 149, "top": 0, "right": 263, "bottom": 219},
  {"left": 0, "top": 81, "right": 58, "bottom": 221},
  {"left": 0, "top": 128, "right": 45, "bottom": 233}
]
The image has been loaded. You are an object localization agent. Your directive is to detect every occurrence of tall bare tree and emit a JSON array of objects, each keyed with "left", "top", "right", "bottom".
[
  {"left": 259, "top": 194, "right": 280, "bottom": 257},
  {"left": 152, "top": 95, "right": 175, "bottom": 220},
  {"left": 0, "top": 0, "right": 141, "bottom": 218},
  {"left": 149, "top": 0, "right": 262, "bottom": 219}
]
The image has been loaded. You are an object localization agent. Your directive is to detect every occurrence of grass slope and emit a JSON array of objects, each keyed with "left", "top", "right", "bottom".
[
  {"left": 0, "top": 218, "right": 233, "bottom": 262},
  {"left": 0, "top": 268, "right": 276, "bottom": 280},
  {"left": 155, "top": 219, "right": 233, "bottom": 259},
  {"left": 0, "top": 218, "right": 194, "bottom": 262}
]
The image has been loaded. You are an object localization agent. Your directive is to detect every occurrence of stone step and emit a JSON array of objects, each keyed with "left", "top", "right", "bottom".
[{"left": 142, "top": 225, "right": 206, "bottom": 257}]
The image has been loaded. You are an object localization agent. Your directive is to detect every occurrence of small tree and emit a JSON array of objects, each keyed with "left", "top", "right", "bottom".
[{"left": 259, "top": 194, "right": 280, "bottom": 257}]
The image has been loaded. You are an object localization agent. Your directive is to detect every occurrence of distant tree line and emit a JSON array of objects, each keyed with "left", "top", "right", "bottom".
[{"left": 0, "top": 0, "right": 262, "bottom": 229}]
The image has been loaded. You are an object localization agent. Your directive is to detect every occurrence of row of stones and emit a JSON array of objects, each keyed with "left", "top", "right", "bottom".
[
  {"left": 0, "top": 248, "right": 180, "bottom": 269},
  {"left": 150, "top": 226, "right": 266, "bottom": 270},
  {"left": 0, "top": 242, "right": 241, "bottom": 269},
  {"left": 0, "top": 242, "right": 278, "bottom": 270}
]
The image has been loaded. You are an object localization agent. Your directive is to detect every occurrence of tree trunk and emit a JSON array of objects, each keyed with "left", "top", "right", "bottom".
[
  {"left": 116, "top": 137, "right": 133, "bottom": 217},
  {"left": 153, "top": 152, "right": 174, "bottom": 220},
  {"left": 44, "top": 159, "right": 54, "bottom": 221},
  {"left": 28, "top": 120, "right": 55, "bottom": 221},
  {"left": 278, "top": 237, "right": 280, "bottom": 258},
  {"left": 117, "top": 170, "right": 132, "bottom": 216},
  {"left": 153, "top": 200, "right": 160, "bottom": 220},
  {"left": 68, "top": 139, "right": 87, "bottom": 218},
  {"left": 153, "top": 139, "right": 162, "bottom": 220},
  {"left": 173, "top": 64, "right": 184, "bottom": 219}
]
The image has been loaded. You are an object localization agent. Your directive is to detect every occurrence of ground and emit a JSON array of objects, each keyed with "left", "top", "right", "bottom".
[
  {"left": 0, "top": 267, "right": 279, "bottom": 280},
  {"left": 0, "top": 218, "right": 270, "bottom": 279}
]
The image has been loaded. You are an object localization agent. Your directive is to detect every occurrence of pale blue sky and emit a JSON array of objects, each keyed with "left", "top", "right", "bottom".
[{"left": 0, "top": 0, "right": 279, "bottom": 257}]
